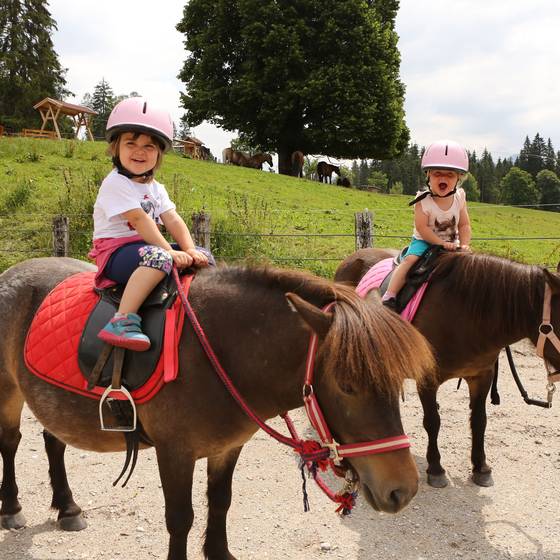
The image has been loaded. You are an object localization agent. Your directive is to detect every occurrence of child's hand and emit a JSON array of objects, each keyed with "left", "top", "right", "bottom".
[
  {"left": 442, "top": 241, "right": 457, "bottom": 251},
  {"left": 460, "top": 244, "right": 472, "bottom": 252},
  {"left": 186, "top": 248, "right": 210, "bottom": 267},
  {"left": 169, "top": 249, "right": 194, "bottom": 269}
]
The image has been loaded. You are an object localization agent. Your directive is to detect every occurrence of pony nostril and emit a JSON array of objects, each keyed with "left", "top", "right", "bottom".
[{"left": 389, "top": 488, "right": 406, "bottom": 510}]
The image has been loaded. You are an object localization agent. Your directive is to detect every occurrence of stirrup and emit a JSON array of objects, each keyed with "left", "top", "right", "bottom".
[{"left": 99, "top": 385, "right": 137, "bottom": 432}]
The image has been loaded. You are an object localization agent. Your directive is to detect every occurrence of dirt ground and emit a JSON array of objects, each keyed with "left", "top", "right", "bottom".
[{"left": 1, "top": 339, "right": 559, "bottom": 560}]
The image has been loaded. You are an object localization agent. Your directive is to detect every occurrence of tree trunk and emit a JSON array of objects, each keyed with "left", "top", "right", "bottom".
[{"left": 278, "top": 149, "right": 294, "bottom": 176}]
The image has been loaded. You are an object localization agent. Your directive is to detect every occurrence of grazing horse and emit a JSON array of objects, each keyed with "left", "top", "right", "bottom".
[
  {"left": 317, "top": 161, "right": 341, "bottom": 184},
  {"left": 222, "top": 147, "right": 249, "bottom": 166},
  {"left": 291, "top": 150, "right": 304, "bottom": 177},
  {"left": 0, "top": 257, "right": 434, "bottom": 560},
  {"left": 335, "top": 248, "right": 560, "bottom": 488},
  {"left": 243, "top": 152, "right": 273, "bottom": 170}
]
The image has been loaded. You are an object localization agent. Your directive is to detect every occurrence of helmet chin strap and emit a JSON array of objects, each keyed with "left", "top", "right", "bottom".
[{"left": 112, "top": 156, "right": 154, "bottom": 180}]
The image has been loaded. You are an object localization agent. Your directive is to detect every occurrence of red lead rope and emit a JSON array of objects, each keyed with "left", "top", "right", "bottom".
[{"left": 172, "top": 269, "right": 410, "bottom": 514}]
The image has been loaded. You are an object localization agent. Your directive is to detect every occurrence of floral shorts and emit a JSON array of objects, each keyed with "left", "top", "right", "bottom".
[{"left": 138, "top": 245, "right": 173, "bottom": 274}]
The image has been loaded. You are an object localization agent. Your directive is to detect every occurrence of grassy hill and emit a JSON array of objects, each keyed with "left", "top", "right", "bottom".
[{"left": 1, "top": 136, "right": 560, "bottom": 276}]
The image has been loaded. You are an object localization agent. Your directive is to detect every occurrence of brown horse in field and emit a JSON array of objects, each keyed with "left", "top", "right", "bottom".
[
  {"left": 0, "top": 257, "right": 434, "bottom": 560},
  {"left": 242, "top": 152, "right": 273, "bottom": 170},
  {"left": 335, "top": 248, "right": 560, "bottom": 489},
  {"left": 317, "top": 161, "right": 341, "bottom": 184},
  {"left": 222, "top": 147, "right": 249, "bottom": 165},
  {"left": 291, "top": 150, "right": 304, "bottom": 177}
]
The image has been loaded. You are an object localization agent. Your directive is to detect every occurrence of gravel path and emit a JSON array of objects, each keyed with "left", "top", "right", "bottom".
[{"left": 1, "top": 340, "right": 559, "bottom": 560}]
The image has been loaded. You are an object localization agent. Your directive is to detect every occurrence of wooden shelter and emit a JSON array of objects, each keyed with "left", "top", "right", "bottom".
[
  {"left": 173, "top": 135, "right": 207, "bottom": 159},
  {"left": 32, "top": 97, "right": 97, "bottom": 140}
]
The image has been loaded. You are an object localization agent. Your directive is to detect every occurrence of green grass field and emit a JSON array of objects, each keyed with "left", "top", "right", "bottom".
[{"left": 1, "top": 136, "right": 560, "bottom": 276}]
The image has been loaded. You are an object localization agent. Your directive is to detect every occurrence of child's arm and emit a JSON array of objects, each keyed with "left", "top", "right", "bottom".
[
  {"left": 413, "top": 204, "right": 456, "bottom": 250},
  {"left": 160, "top": 210, "right": 209, "bottom": 266},
  {"left": 458, "top": 203, "right": 472, "bottom": 250},
  {"left": 121, "top": 208, "right": 193, "bottom": 268}
]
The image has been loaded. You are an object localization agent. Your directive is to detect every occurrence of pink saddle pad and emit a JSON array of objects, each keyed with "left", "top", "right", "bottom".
[{"left": 355, "top": 258, "right": 428, "bottom": 322}]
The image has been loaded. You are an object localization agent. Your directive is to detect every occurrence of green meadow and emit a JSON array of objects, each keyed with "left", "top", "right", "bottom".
[{"left": 1, "top": 136, "right": 560, "bottom": 276}]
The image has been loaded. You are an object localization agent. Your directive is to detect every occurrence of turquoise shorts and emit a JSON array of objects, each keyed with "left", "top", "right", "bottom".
[{"left": 404, "top": 238, "right": 431, "bottom": 257}]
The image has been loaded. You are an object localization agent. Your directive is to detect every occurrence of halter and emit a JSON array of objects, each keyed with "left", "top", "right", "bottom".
[
  {"left": 535, "top": 282, "right": 560, "bottom": 403},
  {"left": 172, "top": 269, "right": 410, "bottom": 514}
]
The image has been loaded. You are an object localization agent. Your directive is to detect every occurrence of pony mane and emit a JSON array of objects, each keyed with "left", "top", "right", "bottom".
[
  {"left": 430, "top": 251, "right": 544, "bottom": 333},
  {"left": 210, "top": 264, "right": 435, "bottom": 396}
]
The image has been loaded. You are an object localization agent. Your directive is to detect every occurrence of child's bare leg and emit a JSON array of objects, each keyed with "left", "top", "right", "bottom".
[
  {"left": 117, "top": 267, "right": 166, "bottom": 314},
  {"left": 383, "top": 255, "right": 420, "bottom": 299}
]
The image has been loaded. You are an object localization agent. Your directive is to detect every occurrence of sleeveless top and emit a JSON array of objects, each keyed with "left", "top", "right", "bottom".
[{"left": 412, "top": 188, "right": 466, "bottom": 244}]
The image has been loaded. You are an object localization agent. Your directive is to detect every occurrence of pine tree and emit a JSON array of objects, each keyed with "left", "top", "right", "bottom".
[
  {"left": 89, "top": 79, "right": 116, "bottom": 139},
  {"left": 0, "top": 0, "right": 70, "bottom": 130},
  {"left": 544, "top": 138, "right": 556, "bottom": 171}
]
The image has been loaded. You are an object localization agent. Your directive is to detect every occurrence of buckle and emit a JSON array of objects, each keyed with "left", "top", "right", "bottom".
[{"left": 322, "top": 441, "right": 342, "bottom": 465}]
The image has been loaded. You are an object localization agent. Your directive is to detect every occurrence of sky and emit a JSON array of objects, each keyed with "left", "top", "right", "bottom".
[{"left": 48, "top": 0, "right": 560, "bottom": 163}]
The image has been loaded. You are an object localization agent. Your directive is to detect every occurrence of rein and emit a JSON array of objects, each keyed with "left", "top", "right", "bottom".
[{"left": 172, "top": 268, "right": 410, "bottom": 514}]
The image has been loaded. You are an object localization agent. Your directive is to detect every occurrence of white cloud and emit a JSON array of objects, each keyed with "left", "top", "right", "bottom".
[{"left": 48, "top": 0, "right": 560, "bottom": 161}]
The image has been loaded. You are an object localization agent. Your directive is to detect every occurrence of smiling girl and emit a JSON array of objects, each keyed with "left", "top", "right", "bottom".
[
  {"left": 381, "top": 139, "right": 472, "bottom": 310},
  {"left": 89, "top": 97, "right": 212, "bottom": 350}
]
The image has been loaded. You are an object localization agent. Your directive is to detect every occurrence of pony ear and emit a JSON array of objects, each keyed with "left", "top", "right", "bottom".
[
  {"left": 285, "top": 293, "right": 333, "bottom": 338},
  {"left": 543, "top": 268, "right": 560, "bottom": 293}
]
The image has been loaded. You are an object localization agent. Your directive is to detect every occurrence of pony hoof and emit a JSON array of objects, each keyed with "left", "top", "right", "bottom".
[
  {"left": 427, "top": 473, "right": 449, "bottom": 488},
  {"left": 1, "top": 511, "right": 27, "bottom": 530},
  {"left": 472, "top": 471, "right": 494, "bottom": 487},
  {"left": 58, "top": 514, "right": 87, "bottom": 531}
]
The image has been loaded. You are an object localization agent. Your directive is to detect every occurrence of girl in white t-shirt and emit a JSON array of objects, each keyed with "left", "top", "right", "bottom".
[
  {"left": 89, "top": 97, "right": 211, "bottom": 351},
  {"left": 381, "top": 139, "right": 472, "bottom": 311}
]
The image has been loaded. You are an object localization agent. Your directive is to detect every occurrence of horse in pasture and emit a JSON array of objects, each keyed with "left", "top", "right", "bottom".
[
  {"left": 0, "top": 257, "right": 434, "bottom": 560},
  {"left": 317, "top": 161, "right": 341, "bottom": 184},
  {"left": 242, "top": 152, "right": 273, "bottom": 170},
  {"left": 335, "top": 248, "right": 560, "bottom": 489},
  {"left": 291, "top": 151, "right": 304, "bottom": 177},
  {"left": 222, "top": 147, "right": 249, "bottom": 166}
]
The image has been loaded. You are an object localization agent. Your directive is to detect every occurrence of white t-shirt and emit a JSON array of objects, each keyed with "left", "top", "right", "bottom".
[
  {"left": 412, "top": 188, "right": 466, "bottom": 244},
  {"left": 92, "top": 169, "right": 176, "bottom": 240}
]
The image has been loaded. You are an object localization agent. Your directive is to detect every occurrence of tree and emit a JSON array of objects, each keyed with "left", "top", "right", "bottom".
[
  {"left": 461, "top": 173, "right": 480, "bottom": 202},
  {"left": 89, "top": 79, "right": 116, "bottom": 139},
  {"left": 177, "top": 0, "right": 409, "bottom": 174},
  {"left": 536, "top": 169, "right": 560, "bottom": 212},
  {"left": 477, "top": 149, "right": 499, "bottom": 203},
  {"left": 0, "top": 0, "right": 70, "bottom": 130},
  {"left": 500, "top": 167, "right": 539, "bottom": 207}
]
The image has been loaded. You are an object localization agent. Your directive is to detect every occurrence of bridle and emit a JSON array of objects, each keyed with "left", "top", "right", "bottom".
[
  {"left": 172, "top": 269, "right": 410, "bottom": 514},
  {"left": 535, "top": 281, "right": 560, "bottom": 403}
]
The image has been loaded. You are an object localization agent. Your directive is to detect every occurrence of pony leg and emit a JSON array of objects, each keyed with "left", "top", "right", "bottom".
[
  {"left": 204, "top": 446, "right": 243, "bottom": 560},
  {"left": 43, "top": 430, "right": 87, "bottom": 530},
  {"left": 156, "top": 444, "right": 196, "bottom": 560},
  {"left": 0, "top": 389, "right": 26, "bottom": 529},
  {"left": 418, "top": 382, "right": 449, "bottom": 488},
  {"left": 466, "top": 372, "right": 494, "bottom": 487}
]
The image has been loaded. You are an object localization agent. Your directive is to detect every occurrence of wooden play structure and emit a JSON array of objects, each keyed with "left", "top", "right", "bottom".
[{"left": 31, "top": 97, "right": 97, "bottom": 140}]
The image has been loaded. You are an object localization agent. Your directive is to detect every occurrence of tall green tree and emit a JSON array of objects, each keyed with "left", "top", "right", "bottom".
[
  {"left": 177, "top": 0, "right": 409, "bottom": 174},
  {"left": 536, "top": 169, "right": 560, "bottom": 212},
  {"left": 0, "top": 0, "right": 70, "bottom": 130},
  {"left": 89, "top": 78, "right": 116, "bottom": 139},
  {"left": 500, "top": 167, "right": 539, "bottom": 207}
]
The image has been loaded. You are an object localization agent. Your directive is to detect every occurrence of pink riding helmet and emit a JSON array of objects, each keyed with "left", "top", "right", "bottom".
[
  {"left": 105, "top": 97, "right": 174, "bottom": 152},
  {"left": 421, "top": 139, "right": 469, "bottom": 173}
]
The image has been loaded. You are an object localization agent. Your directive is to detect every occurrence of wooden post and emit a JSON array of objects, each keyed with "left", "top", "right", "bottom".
[
  {"left": 52, "top": 215, "right": 69, "bottom": 256},
  {"left": 354, "top": 209, "right": 373, "bottom": 250},
  {"left": 191, "top": 211, "right": 211, "bottom": 250}
]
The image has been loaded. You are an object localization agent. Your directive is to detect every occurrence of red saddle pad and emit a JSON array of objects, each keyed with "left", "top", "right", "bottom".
[{"left": 24, "top": 271, "right": 186, "bottom": 404}]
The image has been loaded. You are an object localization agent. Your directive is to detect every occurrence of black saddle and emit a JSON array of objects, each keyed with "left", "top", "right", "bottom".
[
  {"left": 78, "top": 273, "right": 181, "bottom": 391},
  {"left": 379, "top": 245, "right": 443, "bottom": 313}
]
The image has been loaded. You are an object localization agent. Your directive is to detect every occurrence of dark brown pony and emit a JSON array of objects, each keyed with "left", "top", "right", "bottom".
[
  {"left": 335, "top": 248, "right": 560, "bottom": 489},
  {"left": 291, "top": 150, "right": 304, "bottom": 177},
  {"left": 222, "top": 147, "right": 249, "bottom": 166},
  {"left": 317, "top": 161, "right": 340, "bottom": 184},
  {"left": 0, "top": 257, "right": 434, "bottom": 560},
  {"left": 242, "top": 152, "right": 273, "bottom": 170}
]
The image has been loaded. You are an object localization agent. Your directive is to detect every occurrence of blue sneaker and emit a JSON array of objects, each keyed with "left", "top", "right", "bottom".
[{"left": 97, "top": 313, "right": 151, "bottom": 351}]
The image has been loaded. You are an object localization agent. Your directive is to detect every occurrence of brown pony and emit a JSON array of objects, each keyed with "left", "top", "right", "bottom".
[
  {"left": 0, "top": 257, "right": 433, "bottom": 560},
  {"left": 291, "top": 150, "right": 304, "bottom": 177},
  {"left": 335, "top": 248, "right": 560, "bottom": 489},
  {"left": 242, "top": 152, "right": 273, "bottom": 170},
  {"left": 317, "top": 161, "right": 341, "bottom": 184},
  {"left": 222, "top": 147, "right": 249, "bottom": 166}
]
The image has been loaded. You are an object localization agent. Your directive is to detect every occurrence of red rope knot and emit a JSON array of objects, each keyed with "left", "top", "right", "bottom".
[
  {"left": 334, "top": 491, "right": 357, "bottom": 516},
  {"left": 296, "top": 440, "right": 330, "bottom": 471}
]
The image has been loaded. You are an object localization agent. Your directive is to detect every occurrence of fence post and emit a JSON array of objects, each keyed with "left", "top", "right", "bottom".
[
  {"left": 52, "top": 215, "right": 69, "bottom": 257},
  {"left": 191, "top": 211, "right": 211, "bottom": 250},
  {"left": 354, "top": 209, "right": 373, "bottom": 250}
]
